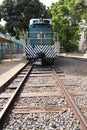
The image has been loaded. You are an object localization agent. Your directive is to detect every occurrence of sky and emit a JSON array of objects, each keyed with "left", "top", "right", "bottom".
[
  {"left": 0, "top": 0, "right": 58, "bottom": 25},
  {"left": 0, "top": 0, "right": 58, "bottom": 6},
  {"left": 0, "top": 0, "right": 3, "bottom": 5},
  {"left": 40, "top": 0, "right": 58, "bottom": 7}
]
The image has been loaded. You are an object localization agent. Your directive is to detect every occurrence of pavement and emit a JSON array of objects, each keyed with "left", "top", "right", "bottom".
[
  {"left": 0, "top": 57, "right": 28, "bottom": 88},
  {"left": 58, "top": 53, "right": 87, "bottom": 60}
]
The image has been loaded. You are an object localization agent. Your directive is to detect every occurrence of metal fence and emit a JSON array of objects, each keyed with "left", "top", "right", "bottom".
[{"left": 0, "top": 32, "right": 24, "bottom": 59}]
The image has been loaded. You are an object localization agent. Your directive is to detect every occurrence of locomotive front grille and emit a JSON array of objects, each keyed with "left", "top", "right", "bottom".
[{"left": 25, "top": 45, "right": 56, "bottom": 59}]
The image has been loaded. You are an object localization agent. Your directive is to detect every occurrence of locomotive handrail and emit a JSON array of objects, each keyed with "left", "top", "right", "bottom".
[{"left": 28, "top": 38, "right": 53, "bottom": 39}]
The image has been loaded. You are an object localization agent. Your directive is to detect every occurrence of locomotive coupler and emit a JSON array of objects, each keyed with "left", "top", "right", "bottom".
[{"left": 33, "top": 52, "right": 46, "bottom": 66}]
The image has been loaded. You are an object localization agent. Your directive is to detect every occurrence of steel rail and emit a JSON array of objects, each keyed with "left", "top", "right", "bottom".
[
  {"left": 0, "top": 62, "right": 29, "bottom": 91},
  {"left": 53, "top": 69, "right": 87, "bottom": 130},
  {"left": 0, "top": 65, "right": 33, "bottom": 128}
]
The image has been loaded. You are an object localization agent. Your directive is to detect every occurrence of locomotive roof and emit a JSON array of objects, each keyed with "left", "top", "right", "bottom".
[{"left": 30, "top": 18, "right": 52, "bottom": 25}]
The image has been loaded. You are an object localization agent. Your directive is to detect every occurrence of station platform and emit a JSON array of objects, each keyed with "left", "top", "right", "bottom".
[
  {"left": 0, "top": 58, "right": 28, "bottom": 88},
  {"left": 58, "top": 53, "right": 87, "bottom": 61}
]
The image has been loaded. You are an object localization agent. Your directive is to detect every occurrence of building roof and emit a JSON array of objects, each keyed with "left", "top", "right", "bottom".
[{"left": 0, "top": 33, "right": 12, "bottom": 43}]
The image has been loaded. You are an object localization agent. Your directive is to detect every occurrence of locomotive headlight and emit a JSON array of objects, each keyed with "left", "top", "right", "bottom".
[
  {"left": 44, "top": 34, "right": 46, "bottom": 39},
  {"left": 37, "top": 34, "right": 40, "bottom": 39},
  {"left": 51, "top": 45, "right": 55, "bottom": 48}
]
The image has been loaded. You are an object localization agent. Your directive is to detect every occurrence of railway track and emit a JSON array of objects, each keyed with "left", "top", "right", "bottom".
[
  {"left": 0, "top": 63, "right": 33, "bottom": 128},
  {"left": 0, "top": 63, "right": 87, "bottom": 129}
]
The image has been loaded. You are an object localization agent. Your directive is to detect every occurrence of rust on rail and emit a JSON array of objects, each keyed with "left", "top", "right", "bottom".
[{"left": 53, "top": 69, "right": 87, "bottom": 130}]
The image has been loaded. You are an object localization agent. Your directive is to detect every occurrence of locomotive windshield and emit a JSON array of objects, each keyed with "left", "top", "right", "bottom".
[{"left": 30, "top": 19, "right": 52, "bottom": 26}]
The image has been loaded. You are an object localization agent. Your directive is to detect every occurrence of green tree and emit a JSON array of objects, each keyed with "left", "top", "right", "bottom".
[
  {"left": 50, "top": 0, "right": 87, "bottom": 52},
  {"left": 0, "top": 0, "right": 50, "bottom": 38},
  {"left": 0, "top": 24, "right": 7, "bottom": 34}
]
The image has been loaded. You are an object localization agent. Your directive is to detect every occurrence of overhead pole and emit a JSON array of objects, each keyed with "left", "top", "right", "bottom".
[{"left": 9, "top": 42, "right": 13, "bottom": 60}]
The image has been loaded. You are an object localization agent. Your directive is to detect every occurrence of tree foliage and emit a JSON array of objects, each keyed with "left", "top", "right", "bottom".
[
  {"left": 0, "top": 24, "right": 7, "bottom": 34},
  {"left": 50, "top": 0, "right": 87, "bottom": 52},
  {"left": 0, "top": 0, "right": 50, "bottom": 38}
]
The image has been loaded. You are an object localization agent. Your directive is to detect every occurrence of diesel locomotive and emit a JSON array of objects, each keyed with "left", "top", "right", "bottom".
[{"left": 25, "top": 18, "right": 59, "bottom": 65}]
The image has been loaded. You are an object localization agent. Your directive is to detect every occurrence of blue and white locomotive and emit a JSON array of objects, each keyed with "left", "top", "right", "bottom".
[{"left": 25, "top": 18, "right": 59, "bottom": 65}]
